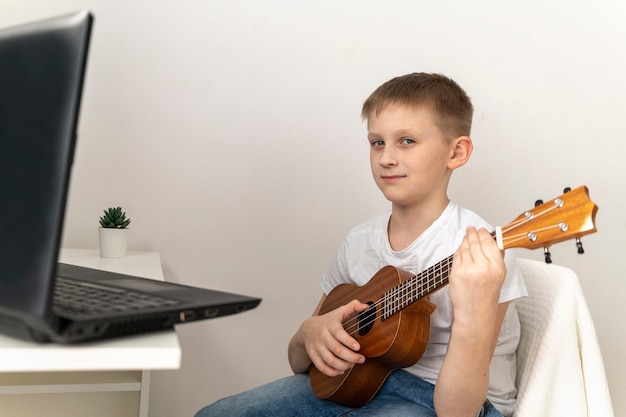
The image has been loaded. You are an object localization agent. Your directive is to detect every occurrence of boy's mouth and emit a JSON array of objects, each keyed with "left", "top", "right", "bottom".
[{"left": 381, "top": 175, "right": 405, "bottom": 183}]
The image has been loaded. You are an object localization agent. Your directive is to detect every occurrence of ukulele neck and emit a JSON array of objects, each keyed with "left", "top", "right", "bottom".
[{"left": 382, "top": 255, "right": 453, "bottom": 320}]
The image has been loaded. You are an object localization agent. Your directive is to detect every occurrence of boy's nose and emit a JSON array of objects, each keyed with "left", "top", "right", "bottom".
[{"left": 380, "top": 146, "right": 398, "bottom": 166}]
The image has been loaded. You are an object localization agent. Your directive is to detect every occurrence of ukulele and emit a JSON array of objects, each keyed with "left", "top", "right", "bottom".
[{"left": 310, "top": 185, "right": 598, "bottom": 407}]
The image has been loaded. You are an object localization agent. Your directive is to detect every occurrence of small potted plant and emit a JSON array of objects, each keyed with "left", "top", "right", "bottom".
[{"left": 98, "top": 207, "right": 131, "bottom": 258}]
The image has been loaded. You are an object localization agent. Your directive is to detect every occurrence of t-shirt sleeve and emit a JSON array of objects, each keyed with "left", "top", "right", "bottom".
[{"left": 320, "top": 239, "right": 352, "bottom": 295}]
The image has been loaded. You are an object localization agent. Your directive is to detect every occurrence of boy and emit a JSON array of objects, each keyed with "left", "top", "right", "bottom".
[{"left": 195, "top": 73, "right": 527, "bottom": 417}]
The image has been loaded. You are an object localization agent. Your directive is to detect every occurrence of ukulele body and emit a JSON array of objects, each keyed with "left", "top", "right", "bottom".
[{"left": 310, "top": 265, "right": 436, "bottom": 408}]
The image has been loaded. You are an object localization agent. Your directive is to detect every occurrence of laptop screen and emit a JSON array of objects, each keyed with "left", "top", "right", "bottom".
[{"left": 0, "top": 11, "right": 92, "bottom": 329}]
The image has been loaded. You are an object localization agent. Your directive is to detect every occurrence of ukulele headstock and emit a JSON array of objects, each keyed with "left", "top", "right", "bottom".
[{"left": 497, "top": 186, "right": 598, "bottom": 251}]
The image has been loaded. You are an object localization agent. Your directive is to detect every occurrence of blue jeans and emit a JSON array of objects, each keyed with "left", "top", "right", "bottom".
[{"left": 194, "top": 370, "right": 504, "bottom": 417}]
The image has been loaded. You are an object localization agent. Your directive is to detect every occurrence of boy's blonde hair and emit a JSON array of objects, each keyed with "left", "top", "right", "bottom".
[{"left": 361, "top": 72, "right": 473, "bottom": 139}]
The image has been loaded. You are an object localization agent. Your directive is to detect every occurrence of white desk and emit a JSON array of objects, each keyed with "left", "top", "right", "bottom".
[{"left": 0, "top": 249, "right": 181, "bottom": 417}]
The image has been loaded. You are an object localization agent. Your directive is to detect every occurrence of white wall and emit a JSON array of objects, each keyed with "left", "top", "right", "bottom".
[{"left": 2, "top": 1, "right": 624, "bottom": 416}]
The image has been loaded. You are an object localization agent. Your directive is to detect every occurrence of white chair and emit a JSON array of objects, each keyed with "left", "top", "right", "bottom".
[{"left": 513, "top": 258, "right": 614, "bottom": 417}]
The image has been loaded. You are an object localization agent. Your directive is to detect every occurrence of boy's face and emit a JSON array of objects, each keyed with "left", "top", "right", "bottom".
[{"left": 367, "top": 103, "right": 457, "bottom": 209}]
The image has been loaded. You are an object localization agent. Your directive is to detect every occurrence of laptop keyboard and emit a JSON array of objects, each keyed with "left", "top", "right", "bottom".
[{"left": 53, "top": 276, "right": 181, "bottom": 318}]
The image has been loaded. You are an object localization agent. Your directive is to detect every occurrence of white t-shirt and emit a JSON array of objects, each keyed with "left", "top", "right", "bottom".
[{"left": 321, "top": 202, "right": 528, "bottom": 416}]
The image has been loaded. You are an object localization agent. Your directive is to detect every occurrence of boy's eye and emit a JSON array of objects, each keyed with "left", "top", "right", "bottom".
[
  {"left": 370, "top": 139, "right": 384, "bottom": 147},
  {"left": 400, "top": 137, "right": 415, "bottom": 145}
]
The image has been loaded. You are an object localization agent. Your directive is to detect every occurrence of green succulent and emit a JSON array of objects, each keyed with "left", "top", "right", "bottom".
[{"left": 99, "top": 207, "right": 131, "bottom": 229}]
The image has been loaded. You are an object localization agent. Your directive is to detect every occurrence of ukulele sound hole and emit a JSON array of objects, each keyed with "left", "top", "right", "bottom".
[{"left": 357, "top": 302, "right": 376, "bottom": 336}]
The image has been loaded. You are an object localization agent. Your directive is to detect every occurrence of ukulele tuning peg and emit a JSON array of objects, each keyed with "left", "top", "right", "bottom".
[
  {"left": 565, "top": 186, "right": 584, "bottom": 255},
  {"left": 576, "top": 238, "right": 585, "bottom": 254},
  {"left": 543, "top": 247, "right": 552, "bottom": 264},
  {"left": 535, "top": 198, "right": 552, "bottom": 262}
]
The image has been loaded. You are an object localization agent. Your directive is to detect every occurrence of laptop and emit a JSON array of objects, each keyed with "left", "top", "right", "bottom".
[{"left": 0, "top": 10, "right": 261, "bottom": 344}]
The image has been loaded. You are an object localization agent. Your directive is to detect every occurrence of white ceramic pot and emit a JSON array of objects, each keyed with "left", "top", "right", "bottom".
[{"left": 98, "top": 227, "right": 129, "bottom": 258}]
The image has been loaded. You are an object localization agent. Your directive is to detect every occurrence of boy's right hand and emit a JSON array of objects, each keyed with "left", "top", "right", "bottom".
[{"left": 298, "top": 299, "right": 369, "bottom": 377}]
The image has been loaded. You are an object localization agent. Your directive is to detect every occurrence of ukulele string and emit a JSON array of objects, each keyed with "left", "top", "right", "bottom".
[
  {"left": 499, "top": 200, "right": 562, "bottom": 236},
  {"left": 500, "top": 224, "right": 565, "bottom": 246},
  {"left": 341, "top": 201, "right": 563, "bottom": 336},
  {"left": 342, "top": 258, "right": 453, "bottom": 337},
  {"left": 342, "top": 257, "right": 453, "bottom": 337},
  {"left": 342, "top": 271, "right": 447, "bottom": 337},
  {"left": 341, "top": 279, "right": 418, "bottom": 337}
]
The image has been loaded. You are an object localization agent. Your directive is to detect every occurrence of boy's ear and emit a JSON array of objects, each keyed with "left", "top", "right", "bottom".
[{"left": 448, "top": 136, "right": 473, "bottom": 169}]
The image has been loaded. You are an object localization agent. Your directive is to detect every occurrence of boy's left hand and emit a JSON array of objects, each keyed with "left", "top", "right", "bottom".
[{"left": 449, "top": 227, "right": 506, "bottom": 320}]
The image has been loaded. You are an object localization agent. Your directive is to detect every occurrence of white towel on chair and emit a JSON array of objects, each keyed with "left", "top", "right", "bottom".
[{"left": 513, "top": 258, "right": 613, "bottom": 417}]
